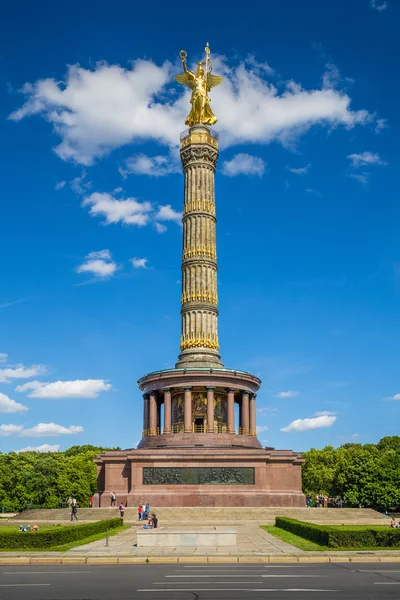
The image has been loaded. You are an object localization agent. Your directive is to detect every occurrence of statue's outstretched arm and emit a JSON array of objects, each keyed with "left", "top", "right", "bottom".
[{"left": 182, "top": 59, "right": 195, "bottom": 80}]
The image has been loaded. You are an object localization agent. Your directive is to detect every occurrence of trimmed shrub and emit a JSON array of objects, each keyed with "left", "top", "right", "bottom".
[
  {"left": 0, "top": 518, "right": 122, "bottom": 549},
  {"left": 275, "top": 517, "right": 400, "bottom": 548}
]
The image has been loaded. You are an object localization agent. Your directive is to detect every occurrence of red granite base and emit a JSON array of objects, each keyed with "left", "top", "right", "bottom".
[{"left": 93, "top": 446, "right": 305, "bottom": 508}]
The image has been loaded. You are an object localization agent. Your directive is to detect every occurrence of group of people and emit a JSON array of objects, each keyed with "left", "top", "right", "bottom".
[
  {"left": 390, "top": 517, "right": 400, "bottom": 528},
  {"left": 138, "top": 503, "right": 150, "bottom": 521},
  {"left": 306, "top": 493, "right": 329, "bottom": 508},
  {"left": 19, "top": 524, "right": 39, "bottom": 532}
]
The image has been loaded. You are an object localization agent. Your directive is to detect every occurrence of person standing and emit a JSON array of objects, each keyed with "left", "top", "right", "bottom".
[
  {"left": 110, "top": 492, "right": 116, "bottom": 507},
  {"left": 71, "top": 504, "right": 78, "bottom": 522},
  {"left": 138, "top": 505, "right": 143, "bottom": 521},
  {"left": 145, "top": 502, "right": 150, "bottom": 520},
  {"left": 89, "top": 495, "right": 93, "bottom": 508},
  {"left": 67, "top": 497, "right": 72, "bottom": 509},
  {"left": 119, "top": 502, "right": 125, "bottom": 518}
]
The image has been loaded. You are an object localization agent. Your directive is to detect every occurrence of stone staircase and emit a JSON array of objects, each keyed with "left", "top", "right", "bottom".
[{"left": 4, "top": 507, "right": 389, "bottom": 526}]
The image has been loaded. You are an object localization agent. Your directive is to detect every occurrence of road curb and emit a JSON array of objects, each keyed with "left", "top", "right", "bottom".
[{"left": 1, "top": 555, "right": 400, "bottom": 565}]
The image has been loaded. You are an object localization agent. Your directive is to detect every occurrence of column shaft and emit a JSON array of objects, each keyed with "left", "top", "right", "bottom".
[
  {"left": 241, "top": 391, "right": 250, "bottom": 434},
  {"left": 227, "top": 389, "right": 235, "bottom": 433},
  {"left": 143, "top": 394, "right": 149, "bottom": 434},
  {"left": 250, "top": 394, "right": 257, "bottom": 436},
  {"left": 184, "top": 387, "right": 192, "bottom": 432},
  {"left": 149, "top": 392, "right": 157, "bottom": 434},
  {"left": 207, "top": 387, "right": 215, "bottom": 432},
  {"left": 163, "top": 389, "right": 172, "bottom": 434}
]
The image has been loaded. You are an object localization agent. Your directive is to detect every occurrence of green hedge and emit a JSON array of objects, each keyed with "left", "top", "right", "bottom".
[
  {"left": 275, "top": 517, "right": 400, "bottom": 548},
  {"left": 0, "top": 518, "right": 122, "bottom": 549}
]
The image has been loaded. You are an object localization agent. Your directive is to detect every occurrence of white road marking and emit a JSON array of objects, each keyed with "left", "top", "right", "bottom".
[
  {"left": 374, "top": 582, "right": 400, "bottom": 585},
  {"left": 166, "top": 574, "right": 324, "bottom": 578},
  {"left": 0, "top": 584, "right": 51, "bottom": 588},
  {"left": 358, "top": 570, "right": 400, "bottom": 573},
  {"left": 3, "top": 571, "right": 92, "bottom": 575},
  {"left": 138, "top": 588, "right": 336, "bottom": 592}
]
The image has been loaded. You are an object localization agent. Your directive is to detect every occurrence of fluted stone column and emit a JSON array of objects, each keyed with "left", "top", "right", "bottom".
[
  {"left": 207, "top": 387, "right": 215, "bottom": 432},
  {"left": 184, "top": 387, "right": 192, "bottom": 432},
  {"left": 227, "top": 389, "right": 235, "bottom": 433},
  {"left": 176, "top": 125, "right": 223, "bottom": 368},
  {"left": 143, "top": 393, "right": 149, "bottom": 433},
  {"left": 241, "top": 391, "right": 250, "bottom": 434},
  {"left": 149, "top": 391, "right": 157, "bottom": 434},
  {"left": 250, "top": 393, "right": 257, "bottom": 436},
  {"left": 163, "top": 388, "right": 172, "bottom": 434}
]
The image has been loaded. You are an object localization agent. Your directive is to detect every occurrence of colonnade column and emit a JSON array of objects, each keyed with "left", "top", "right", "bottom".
[
  {"left": 163, "top": 388, "right": 172, "bottom": 434},
  {"left": 143, "top": 393, "right": 149, "bottom": 433},
  {"left": 207, "top": 387, "right": 215, "bottom": 432},
  {"left": 241, "top": 391, "right": 250, "bottom": 434},
  {"left": 249, "top": 393, "right": 257, "bottom": 437},
  {"left": 227, "top": 389, "right": 235, "bottom": 433},
  {"left": 184, "top": 387, "right": 192, "bottom": 432},
  {"left": 149, "top": 391, "right": 158, "bottom": 435}
]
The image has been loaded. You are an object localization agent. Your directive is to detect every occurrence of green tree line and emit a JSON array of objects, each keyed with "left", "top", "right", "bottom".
[
  {"left": 0, "top": 445, "right": 118, "bottom": 512},
  {"left": 302, "top": 436, "right": 400, "bottom": 511},
  {"left": 0, "top": 438, "right": 399, "bottom": 512}
]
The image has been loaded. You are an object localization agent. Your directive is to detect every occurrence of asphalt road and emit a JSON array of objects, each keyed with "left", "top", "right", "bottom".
[{"left": 0, "top": 563, "right": 400, "bottom": 599}]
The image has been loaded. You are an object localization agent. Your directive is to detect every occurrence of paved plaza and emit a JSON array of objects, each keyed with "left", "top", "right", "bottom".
[{"left": 68, "top": 524, "right": 301, "bottom": 556}]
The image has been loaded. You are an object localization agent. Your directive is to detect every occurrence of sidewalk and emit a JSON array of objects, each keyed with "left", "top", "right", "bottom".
[{"left": 1, "top": 525, "right": 400, "bottom": 564}]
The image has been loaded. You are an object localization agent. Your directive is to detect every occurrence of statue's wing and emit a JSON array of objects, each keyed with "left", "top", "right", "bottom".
[
  {"left": 175, "top": 73, "right": 195, "bottom": 89},
  {"left": 206, "top": 73, "right": 224, "bottom": 89}
]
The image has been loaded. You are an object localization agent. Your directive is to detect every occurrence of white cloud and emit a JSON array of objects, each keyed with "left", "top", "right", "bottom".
[
  {"left": 0, "top": 392, "right": 28, "bottom": 413},
  {"left": 256, "top": 406, "right": 277, "bottom": 415},
  {"left": 130, "top": 257, "right": 148, "bottom": 269},
  {"left": 9, "top": 56, "right": 374, "bottom": 165},
  {"left": 16, "top": 444, "right": 61, "bottom": 453},
  {"left": 383, "top": 393, "right": 400, "bottom": 401},
  {"left": 120, "top": 154, "right": 179, "bottom": 177},
  {"left": 222, "top": 153, "right": 265, "bottom": 177},
  {"left": 15, "top": 379, "right": 112, "bottom": 399},
  {"left": 83, "top": 192, "right": 152, "bottom": 226},
  {"left": 0, "top": 364, "right": 47, "bottom": 384},
  {"left": 348, "top": 151, "right": 387, "bottom": 167},
  {"left": 55, "top": 181, "right": 66, "bottom": 190},
  {"left": 155, "top": 204, "right": 182, "bottom": 224},
  {"left": 375, "top": 118, "right": 388, "bottom": 133},
  {"left": 287, "top": 164, "right": 310, "bottom": 176},
  {"left": 274, "top": 391, "right": 299, "bottom": 398},
  {"left": 256, "top": 425, "right": 269, "bottom": 434},
  {"left": 371, "top": 0, "right": 388, "bottom": 11},
  {"left": 0, "top": 353, "right": 8, "bottom": 363},
  {"left": 0, "top": 424, "right": 24, "bottom": 436},
  {"left": 281, "top": 413, "right": 337, "bottom": 432},
  {"left": 322, "top": 63, "right": 342, "bottom": 90},
  {"left": 20, "top": 423, "right": 83, "bottom": 437},
  {"left": 76, "top": 249, "right": 119, "bottom": 278},
  {"left": 314, "top": 410, "right": 336, "bottom": 416},
  {"left": 349, "top": 173, "right": 369, "bottom": 185},
  {"left": 306, "top": 188, "right": 323, "bottom": 198},
  {"left": 70, "top": 170, "right": 92, "bottom": 195},
  {"left": 155, "top": 222, "right": 167, "bottom": 234}
]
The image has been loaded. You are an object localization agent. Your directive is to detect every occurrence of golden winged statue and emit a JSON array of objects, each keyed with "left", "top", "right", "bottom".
[{"left": 175, "top": 43, "right": 223, "bottom": 127}]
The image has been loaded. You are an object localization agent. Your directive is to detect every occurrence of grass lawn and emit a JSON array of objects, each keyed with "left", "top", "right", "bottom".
[
  {"left": 262, "top": 525, "right": 400, "bottom": 552},
  {"left": 0, "top": 524, "right": 129, "bottom": 552}
]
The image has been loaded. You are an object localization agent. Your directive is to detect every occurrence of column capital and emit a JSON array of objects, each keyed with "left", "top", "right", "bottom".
[
  {"left": 206, "top": 386, "right": 216, "bottom": 390},
  {"left": 250, "top": 393, "right": 257, "bottom": 399},
  {"left": 227, "top": 388, "right": 236, "bottom": 393},
  {"left": 183, "top": 386, "right": 192, "bottom": 390},
  {"left": 162, "top": 388, "right": 171, "bottom": 393},
  {"left": 143, "top": 393, "right": 149, "bottom": 399}
]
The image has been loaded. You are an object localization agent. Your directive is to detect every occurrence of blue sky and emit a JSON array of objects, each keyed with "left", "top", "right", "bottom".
[{"left": 0, "top": 0, "right": 399, "bottom": 453}]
